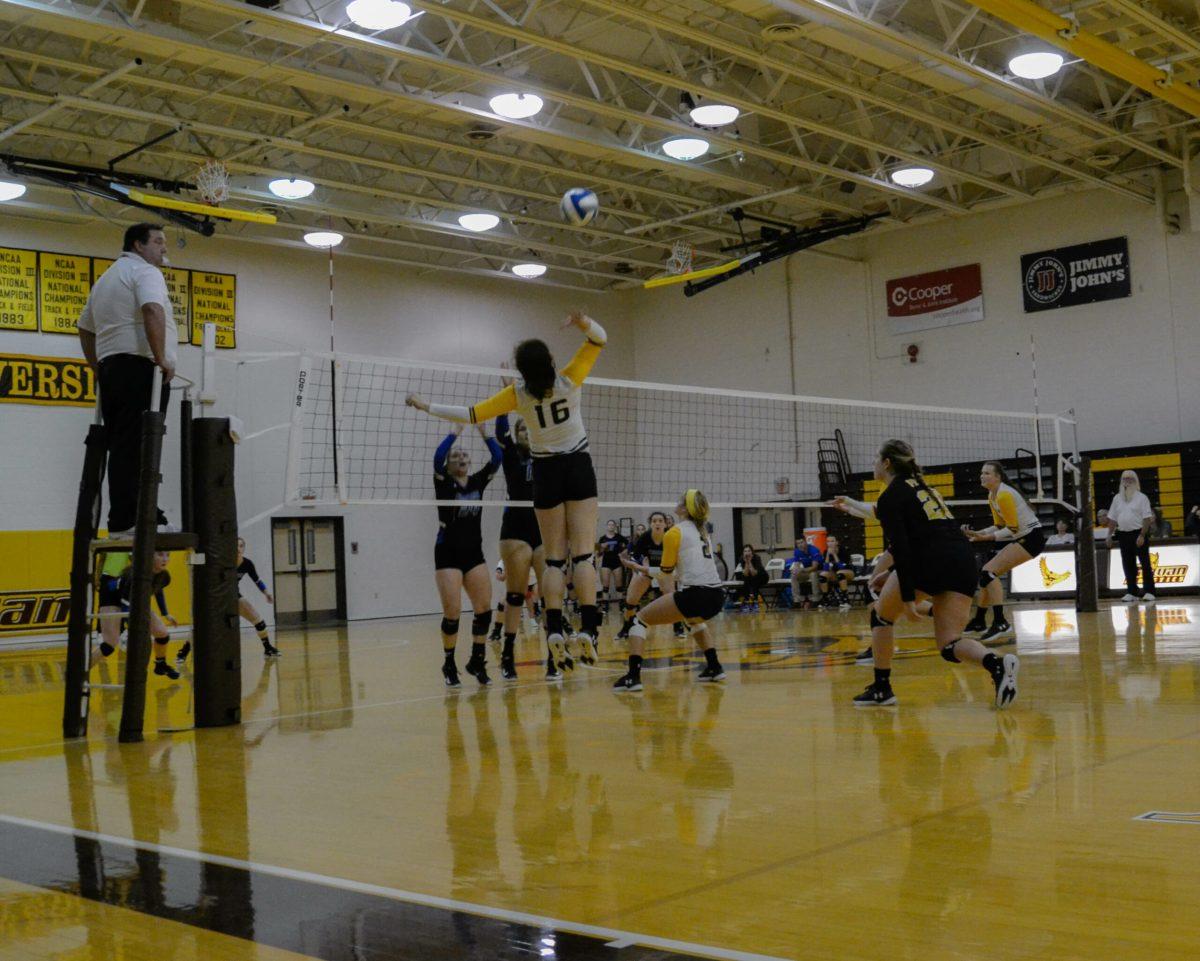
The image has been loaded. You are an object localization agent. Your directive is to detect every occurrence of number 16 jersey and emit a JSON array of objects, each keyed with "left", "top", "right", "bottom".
[{"left": 465, "top": 322, "right": 606, "bottom": 458}]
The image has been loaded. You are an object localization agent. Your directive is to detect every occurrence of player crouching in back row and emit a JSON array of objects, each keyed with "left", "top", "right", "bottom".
[{"left": 613, "top": 489, "right": 726, "bottom": 692}]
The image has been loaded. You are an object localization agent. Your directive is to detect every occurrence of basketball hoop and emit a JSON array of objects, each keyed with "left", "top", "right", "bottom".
[
  {"left": 194, "top": 160, "right": 230, "bottom": 206},
  {"left": 666, "top": 240, "right": 694, "bottom": 276}
]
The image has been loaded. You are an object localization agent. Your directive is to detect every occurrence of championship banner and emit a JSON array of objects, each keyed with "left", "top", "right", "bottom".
[
  {"left": 94, "top": 258, "right": 192, "bottom": 344},
  {"left": 38, "top": 251, "right": 92, "bottom": 334},
  {"left": 0, "top": 246, "right": 39, "bottom": 331},
  {"left": 1021, "top": 236, "right": 1130, "bottom": 313},
  {"left": 0, "top": 352, "right": 96, "bottom": 407},
  {"left": 885, "top": 263, "right": 983, "bottom": 334},
  {"left": 190, "top": 270, "right": 236, "bottom": 348}
]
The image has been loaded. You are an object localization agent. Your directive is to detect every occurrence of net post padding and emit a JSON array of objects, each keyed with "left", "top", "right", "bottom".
[
  {"left": 191, "top": 418, "right": 243, "bottom": 729},
  {"left": 285, "top": 350, "right": 1077, "bottom": 511},
  {"left": 1075, "top": 456, "right": 1099, "bottom": 613}
]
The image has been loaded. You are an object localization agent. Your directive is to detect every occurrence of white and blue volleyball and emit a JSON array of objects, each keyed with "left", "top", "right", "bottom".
[{"left": 560, "top": 187, "right": 599, "bottom": 226}]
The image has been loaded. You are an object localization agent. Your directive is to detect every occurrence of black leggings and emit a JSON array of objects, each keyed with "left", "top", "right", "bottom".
[
  {"left": 737, "top": 571, "right": 767, "bottom": 602},
  {"left": 1116, "top": 530, "right": 1155, "bottom": 595}
]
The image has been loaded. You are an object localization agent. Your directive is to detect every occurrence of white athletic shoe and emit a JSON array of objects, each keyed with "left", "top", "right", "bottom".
[
  {"left": 577, "top": 634, "right": 598, "bottom": 666},
  {"left": 993, "top": 653, "right": 1019, "bottom": 710},
  {"left": 1142, "top": 593, "right": 1156, "bottom": 602},
  {"left": 1121, "top": 593, "right": 1137, "bottom": 603}
]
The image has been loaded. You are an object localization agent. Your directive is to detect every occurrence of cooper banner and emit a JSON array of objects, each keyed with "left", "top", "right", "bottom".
[
  {"left": 886, "top": 263, "right": 983, "bottom": 334},
  {"left": 1021, "top": 236, "right": 1130, "bottom": 313}
]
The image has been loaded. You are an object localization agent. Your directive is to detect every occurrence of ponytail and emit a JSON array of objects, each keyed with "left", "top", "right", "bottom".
[{"left": 879, "top": 439, "right": 923, "bottom": 479}]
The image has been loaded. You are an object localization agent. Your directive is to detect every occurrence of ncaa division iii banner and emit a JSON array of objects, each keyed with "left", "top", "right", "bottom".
[{"left": 1021, "top": 236, "right": 1130, "bottom": 313}]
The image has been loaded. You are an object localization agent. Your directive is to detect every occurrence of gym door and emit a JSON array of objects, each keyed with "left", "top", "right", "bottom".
[{"left": 271, "top": 518, "right": 347, "bottom": 625}]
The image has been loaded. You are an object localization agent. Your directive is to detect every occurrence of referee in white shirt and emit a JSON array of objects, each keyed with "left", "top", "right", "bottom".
[
  {"left": 76, "top": 224, "right": 177, "bottom": 536},
  {"left": 1105, "top": 469, "right": 1156, "bottom": 602}
]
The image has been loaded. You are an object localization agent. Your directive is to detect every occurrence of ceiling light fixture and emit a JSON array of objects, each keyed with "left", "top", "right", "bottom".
[
  {"left": 304, "top": 231, "right": 344, "bottom": 248},
  {"left": 890, "top": 166, "right": 934, "bottom": 187},
  {"left": 511, "top": 263, "right": 547, "bottom": 278},
  {"left": 346, "top": 0, "right": 412, "bottom": 31},
  {"left": 662, "top": 137, "right": 710, "bottom": 161},
  {"left": 0, "top": 180, "right": 26, "bottom": 202},
  {"left": 1008, "top": 51, "right": 1064, "bottom": 80},
  {"left": 458, "top": 213, "right": 500, "bottom": 232},
  {"left": 269, "top": 178, "right": 315, "bottom": 199},
  {"left": 489, "top": 92, "right": 543, "bottom": 119},
  {"left": 689, "top": 103, "right": 739, "bottom": 126}
]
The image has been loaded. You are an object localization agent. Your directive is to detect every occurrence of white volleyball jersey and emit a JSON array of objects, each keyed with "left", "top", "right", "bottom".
[
  {"left": 988, "top": 482, "right": 1040, "bottom": 539},
  {"left": 660, "top": 522, "right": 722, "bottom": 588},
  {"left": 514, "top": 374, "right": 588, "bottom": 457}
]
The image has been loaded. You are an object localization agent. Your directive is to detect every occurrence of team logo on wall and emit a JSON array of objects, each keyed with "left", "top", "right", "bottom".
[{"left": 1020, "top": 236, "right": 1130, "bottom": 312}]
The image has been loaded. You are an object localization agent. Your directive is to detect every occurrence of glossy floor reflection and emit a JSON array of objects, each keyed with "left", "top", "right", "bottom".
[{"left": 2, "top": 601, "right": 1199, "bottom": 961}]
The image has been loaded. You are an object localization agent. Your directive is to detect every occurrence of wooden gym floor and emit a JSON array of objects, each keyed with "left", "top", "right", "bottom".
[{"left": 1, "top": 601, "right": 1198, "bottom": 961}]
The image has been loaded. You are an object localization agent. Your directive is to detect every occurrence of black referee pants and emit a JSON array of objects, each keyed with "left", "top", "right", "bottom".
[
  {"left": 1116, "top": 530, "right": 1155, "bottom": 596},
  {"left": 98, "top": 354, "right": 170, "bottom": 532}
]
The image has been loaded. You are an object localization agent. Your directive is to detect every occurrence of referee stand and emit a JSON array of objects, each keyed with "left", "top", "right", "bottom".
[{"left": 63, "top": 324, "right": 243, "bottom": 742}]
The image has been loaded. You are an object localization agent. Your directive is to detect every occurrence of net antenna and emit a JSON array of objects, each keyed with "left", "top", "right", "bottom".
[
  {"left": 194, "top": 160, "right": 231, "bottom": 206},
  {"left": 666, "top": 240, "right": 694, "bottom": 276}
]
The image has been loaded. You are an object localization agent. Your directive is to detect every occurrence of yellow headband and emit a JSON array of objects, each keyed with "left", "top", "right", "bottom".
[{"left": 684, "top": 489, "right": 700, "bottom": 517}]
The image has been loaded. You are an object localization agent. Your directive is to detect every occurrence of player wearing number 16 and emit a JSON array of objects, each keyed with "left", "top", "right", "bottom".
[{"left": 406, "top": 312, "right": 607, "bottom": 672}]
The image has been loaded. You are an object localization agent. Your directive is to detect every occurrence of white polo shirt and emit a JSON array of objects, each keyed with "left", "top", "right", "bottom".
[
  {"left": 77, "top": 252, "right": 177, "bottom": 366},
  {"left": 1107, "top": 491, "right": 1153, "bottom": 532}
]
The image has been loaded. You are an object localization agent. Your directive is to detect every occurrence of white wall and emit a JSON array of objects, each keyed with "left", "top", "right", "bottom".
[
  {"left": 629, "top": 190, "right": 1200, "bottom": 457},
  {"left": 0, "top": 213, "right": 632, "bottom": 623}
]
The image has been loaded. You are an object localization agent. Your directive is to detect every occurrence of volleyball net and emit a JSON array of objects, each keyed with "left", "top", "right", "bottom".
[{"left": 271, "top": 349, "right": 1080, "bottom": 512}]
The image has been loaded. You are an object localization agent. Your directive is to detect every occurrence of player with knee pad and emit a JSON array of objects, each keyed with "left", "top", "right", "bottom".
[
  {"left": 571, "top": 552, "right": 600, "bottom": 665},
  {"left": 230, "top": 537, "right": 281, "bottom": 660},
  {"left": 852, "top": 440, "right": 1019, "bottom": 710},
  {"left": 962, "top": 461, "right": 1044, "bottom": 642}
]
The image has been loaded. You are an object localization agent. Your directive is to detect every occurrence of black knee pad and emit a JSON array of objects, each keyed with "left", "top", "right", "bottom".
[
  {"left": 546, "top": 557, "right": 566, "bottom": 570},
  {"left": 869, "top": 608, "right": 893, "bottom": 629},
  {"left": 440, "top": 617, "right": 460, "bottom": 636},
  {"left": 254, "top": 620, "right": 267, "bottom": 632},
  {"left": 471, "top": 611, "right": 492, "bottom": 636},
  {"left": 505, "top": 591, "right": 525, "bottom": 608},
  {"left": 940, "top": 639, "right": 961, "bottom": 663},
  {"left": 978, "top": 569, "right": 996, "bottom": 590}
]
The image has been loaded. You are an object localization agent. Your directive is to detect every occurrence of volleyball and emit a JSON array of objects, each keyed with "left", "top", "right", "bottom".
[{"left": 560, "top": 187, "right": 599, "bottom": 226}]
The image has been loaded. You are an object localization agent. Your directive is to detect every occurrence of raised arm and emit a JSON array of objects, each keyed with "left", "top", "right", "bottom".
[
  {"left": 560, "top": 312, "right": 607, "bottom": 386},
  {"left": 433, "top": 430, "right": 458, "bottom": 475},
  {"left": 407, "top": 384, "right": 518, "bottom": 425},
  {"left": 495, "top": 413, "right": 512, "bottom": 448}
]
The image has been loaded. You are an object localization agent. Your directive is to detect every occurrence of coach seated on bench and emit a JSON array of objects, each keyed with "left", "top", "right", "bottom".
[{"left": 786, "top": 535, "right": 822, "bottom": 609}]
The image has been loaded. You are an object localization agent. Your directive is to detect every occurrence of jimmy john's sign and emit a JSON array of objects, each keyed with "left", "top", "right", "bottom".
[
  {"left": 0, "top": 353, "right": 96, "bottom": 407},
  {"left": 1021, "top": 236, "right": 1130, "bottom": 313}
]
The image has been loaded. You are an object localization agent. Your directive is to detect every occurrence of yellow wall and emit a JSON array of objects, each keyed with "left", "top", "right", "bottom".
[
  {"left": 0, "top": 530, "right": 192, "bottom": 638},
  {"left": 1091, "top": 453, "right": 1183, "bottom": 529}
]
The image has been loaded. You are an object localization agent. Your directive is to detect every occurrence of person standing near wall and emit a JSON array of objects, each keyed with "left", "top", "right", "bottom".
[
  {"left": 1105, "top": 470, "right": 1156, "bottom": 603},
  {"left": 1186, "top": 505, "right": 1200, "bottom": 539},
  {"left": 76, "top": 223, "right": 177, "bottom": 536}
]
